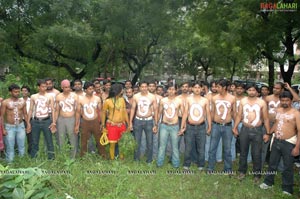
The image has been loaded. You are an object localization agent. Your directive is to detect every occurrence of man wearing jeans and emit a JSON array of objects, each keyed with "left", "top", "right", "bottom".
[
  {"left": 181, "top": 81, "right": 211, "bottom": 170},
  {"left": 208, "top": 79, "right": 236, "bottom": 173},
  {"left": 260, "top": 91, "right": 300, "bottom": 196},
  {"left": 129, "top": 81, "right": 158, "bottom": 163},
  {"left": 157, "top": 83, "right": 183, "bottom": 168},
  {"left": 233, "top": 84, "right": 270, "bottom": 182},
  {"left": 1, "top": 84, "right": 28, "bottom": 162},
  {"left": 27, "top": 79, "right": 56, "bottom": 160}
]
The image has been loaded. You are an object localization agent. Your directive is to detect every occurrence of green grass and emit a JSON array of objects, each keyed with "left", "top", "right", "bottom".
[{"left": 1, "top": 143, "right": 299, "bottom": 199}]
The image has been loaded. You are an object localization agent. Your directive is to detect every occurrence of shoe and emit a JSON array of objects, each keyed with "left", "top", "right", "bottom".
[
  {"left": 259, "top": 183, "right": 272, "bottom": 189},
  {"left": 238, "top": 173, "right": 245, "bottom": 180},
  {"left": 183, "top": 166, "right": 189, "bottom": 170},
  {"left": 198, "top": 167, "right": 204, "bottom": 171},
  {"left": 294, "top": 162, "right": 300, "bottom": 168},
  {"left": 282, "top": 191, "right": 292, "bottom": 196}
]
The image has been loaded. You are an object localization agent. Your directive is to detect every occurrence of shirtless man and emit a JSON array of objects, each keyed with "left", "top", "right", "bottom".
[
  {"left": 208, "top": 79, "right": 236, "bottom": 173},
  {"left": 181, "top": 81, "right": 211, "bottom": 170},
  {"left": 148, "top": 80, "right": 162, "bottom": 160},
  {"left": 156, "top": 83, "right": 183, "bottom": 168},
  {"left": 54, "top": 80, "right": 79, "bottom": 158},
  {"left": 232, "top": 82, "right": 246, "bottom": 161},
  {"left": 260, "top": 86, "right": 269, "bottom": 101},
  {"left": 94, "top": 81, "right": 103, "bottom": 99},
  {"left": 129, "top": 81, "right": 158, "bottom": 163},
  {"left": 1, "top": 84, "right": 28, "bottom": 162},
  {"left": 263, "top": 82, "right": 284, "bottom": 167},
  {"left": 102, "top": 84, "right": 129, "bottom": 160},
  {"left": 27, "top": 79, "right": 56, "bottom": 160},
  {"left": 21, "top": 85, "right": 32, "bottom": 155},
  {"left": 233, "top": 84, "right": 270, "bottom": 182},
  {"left": 205, "top": 80, "right": 222, "bottom": 163},
  {"left": 260, "top": 91, "right": 300, "bottom": 196},
  {"left": 75, "top": 82, "right": 106, "bottom": 158}
]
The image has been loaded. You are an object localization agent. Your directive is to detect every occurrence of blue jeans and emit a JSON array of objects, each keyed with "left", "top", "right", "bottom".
[
  {"left": 133, "top": 118, "right": 153, "bottom": 163},
  {"left": 184, "top": 123, "right": 206, "bottom": 168},
  {"left": 4, "top": 122, "right": 26, "bottom": 162},
  {"left": 208, "top": 123, "right": 233, "bottom": 171},
  {"left": 157, "top": 123, "right": 180, "bottom": 168},
  {"left": 31, "top": 118, "right": 55, "bottom": 160},
  {"left": 205, "top": 136, "right": 222, "bottom": 162}
]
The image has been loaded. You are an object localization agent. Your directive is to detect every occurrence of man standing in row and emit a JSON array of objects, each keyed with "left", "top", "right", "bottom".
[
  {"left": 129, "top": 81, "right": 158, "bottom": 163},
  {"left": 233, "top": 84, "right": 270, "bottom": 182},
  {"left": 181, "top": 81, "right": 211, "bottom": 170},
  {"left": 75, "top": 82, "right": 106, "bottom": 158},
  {"left": 1, "top": 84, "right": 28, "bottom": 162},
  {"left": 27, "top": 79, "right": 56, "bottom": 160},
  {"left": 54, "top": 79, "right": 79, "bottom": 159},
  {"left": 208, "top": 79, "right": 236, "bottom": 173}
]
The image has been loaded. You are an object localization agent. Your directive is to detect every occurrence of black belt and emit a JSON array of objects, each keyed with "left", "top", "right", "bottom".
[
  {"left": 213, "top": 121, "right": 232, "bottom": 126},
  {"left": 187, "top": 121, "right": 205, "bottom": 126},
  {"left": 33, "top": 116, "right": 50, "bottom": 121},
  {"left": 161, "top": 122, "right": 179, "bottom": 126}
]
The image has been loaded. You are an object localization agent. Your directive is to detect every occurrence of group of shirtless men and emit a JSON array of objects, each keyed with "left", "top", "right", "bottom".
[{"left": 1, "top": 77, "right": 300, "bottom": 195}]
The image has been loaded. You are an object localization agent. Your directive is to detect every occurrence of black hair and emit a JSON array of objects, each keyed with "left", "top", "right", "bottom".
[
  {"left": 216, "top": 79, "right": 230, "bottom": 90},
  {"left": 261, "top": 85, "right": 269, "bottom": 90},
  {"left": 83, "top": 81, "right": 94, "bottom": 90},
  {"left": 210, "top": 80, "right": 217, "bottom": 88},
  {"left": 103, "top": 79, "right": 111, "bottom": 85},
  {"left": 279, "top": 91, "right": 293, "bottom": 100},
  {"left": 275, "top": 82, "right": 284, "bottom": 89},
  {"left": 166, "top": 83, "right": 178, "bottom": 90},
  {"left": 235, "top": 82, "right": 245, "bottom": 89},
  {"left": 192, "top": 80, "right": 203, "bottom": 87},
  {"left": 181, "top": 82, "right": 189, "bottom": 87},
  {"left": 246, "top": 83, "right": 258, "bottom": 92},
  {"left": 125, "top": 80, "right": 132, "bottom": 85},
  {"left": 37, "top": 79, "right": 46, "bottom": 86},
  {"left": 148, "top": 80, "right": 156, "bottom": 85},
  {"left": 74, "top": 79, "right": 82, "bottom": 85},
  {"left": 44, "top": 77, "right": 53, "bottom": 82},
  {"left": 108, "top": 83, "right": 124, "bottom": 118},
  {"left": 8, "top": 84, "right": 20, "bottom": 92},
  {"left": 139, "top": 80, "right": 148, "bottom": 86},
  {"left": 21, "top": 85, "right": 31, "bottom": 93}
]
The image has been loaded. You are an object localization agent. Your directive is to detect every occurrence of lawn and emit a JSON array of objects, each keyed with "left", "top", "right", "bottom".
[{"left": 1, "top": 144, "right": 299, "bottom": 199}]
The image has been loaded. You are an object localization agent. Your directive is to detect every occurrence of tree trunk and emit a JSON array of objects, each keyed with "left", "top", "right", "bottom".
[{"left": 268, "top": 59, "right": 274, "bottom": 93}]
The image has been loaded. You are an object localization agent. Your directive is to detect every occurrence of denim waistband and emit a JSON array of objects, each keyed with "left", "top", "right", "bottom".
[{"left": 5, "top": 121, "right": 24, "bottom": 127}]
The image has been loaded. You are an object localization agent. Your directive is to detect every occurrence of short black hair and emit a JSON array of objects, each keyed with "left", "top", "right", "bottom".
[
  {"left": 8, "top": 84, "right": 20, "bottom": 92},
  {"left": 275, "top": 82, "right": 284, "bottom": 89},
  {"left": 139, "top": 80, "right": 148, "bottom": 87},
  {"left": 103, "top": 79, "right": 111, "bottom": 85},
  {"left": 216, "top": 79, "right": 230, "bottom": 89},
  {"left": 192, "top": 80, "right": 203, "bottom": 87},
  {"left": 166, "top": 83, "right": 178, "bottom": 90},
  {"left": 279, "top": 91, "right": 293, "bottom": 100},
  {"left": 37, "top": 79, "right": 47, "bottom": 86},
  {"left": 125, "top": 80, "right": 132, "bottom": 84},
  {"left": 44, "top": 77, "right": 53, "bottom": 82},
  {"left": 83, "top": 81, "right": 95, "bottom": 90},
  {"left": 246, "top": 83, "right": 258, "bottom": 92},
  {"left": 261, "top": 85, "right": 269, "bottom": 90},
  {"left": 210, "top": 80, "right": 217, "bottom": 88},
  {"left": 73, "top": 79, "right": 82, "bottom": 85},
  {"left": 235, "top": 82, "right": 245, "bottom": 89},
  {"left": 21, "top": 85, "right": 31, "bottom": 93}
]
